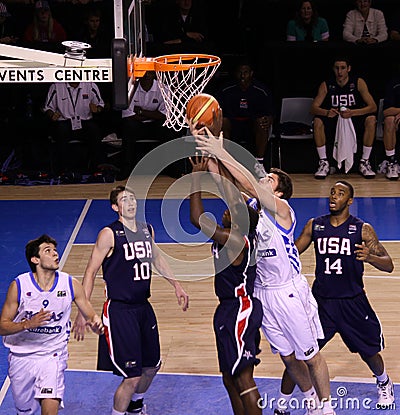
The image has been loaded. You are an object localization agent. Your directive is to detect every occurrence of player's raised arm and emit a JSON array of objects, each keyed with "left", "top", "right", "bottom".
[
  {"left": 194, "top": 128, "right": 289, "bottom": 222},
  {"left": 356, "top": 223, "right": 394, "bottom": 272},
  {"left": 189, "top": 155, "right": 245, "bottom": 254}
]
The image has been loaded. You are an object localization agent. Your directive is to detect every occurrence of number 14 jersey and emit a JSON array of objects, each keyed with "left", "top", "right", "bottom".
[{"left": 312, "top": 214, "right": 364, "bottom": 298}]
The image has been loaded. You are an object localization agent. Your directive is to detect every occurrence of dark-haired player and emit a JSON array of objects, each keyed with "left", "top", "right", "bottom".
[
  {"left": 278, "top": 180, "right": 395, "bottom": 411},
  {"left": 72, "top": 186, "right": 189, "bottom": 415},
  {"left": 190, "top": 154, "right": 262, "bottom": 415},
  {"left": 195, "top": 130, "right": 335, "bottom": 414},
  {"left": 0, "top": 234, "right": 103, "bottom": 415},
  {"left": 311, "top": 58, "right": 377, "bottom": 179}
]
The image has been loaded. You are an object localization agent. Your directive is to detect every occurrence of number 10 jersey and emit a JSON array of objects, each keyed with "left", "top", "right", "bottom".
[{"left": 102, "top": 220, "right": 153, "bottom": 304}]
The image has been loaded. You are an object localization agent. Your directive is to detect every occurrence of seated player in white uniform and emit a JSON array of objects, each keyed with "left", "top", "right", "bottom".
[{"left": 0, "top": 234, "right": 103, "bottom": 415}]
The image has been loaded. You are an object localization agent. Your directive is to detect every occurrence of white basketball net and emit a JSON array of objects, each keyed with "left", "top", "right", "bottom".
[{"left": 155, "top": 56, "right": 220, "bottom": 131}]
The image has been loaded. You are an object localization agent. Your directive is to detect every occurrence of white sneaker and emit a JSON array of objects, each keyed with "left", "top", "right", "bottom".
[
  {"left": 315, "top": 159, "right": 330, "bottom": 179},
  {"left": 304, "top": 407, "right": 322, "bottom": 415},
  {"left": 377, "top": 377, "right": 395, "bottom": 408},
  {"left": 126, "top": 404, "right": 148, "bottom": 415},
  {"left": 359, "top": 159, "right": 376, "bottom": 179},
  {"left": 378, "top": 159, "right": 388, "bottom": 174},
  {"left": 304, "top": 397, "right": 322, "bottom": 415},
  {"left": 304, "top": 406, "right": 323, "bottom": 415},
  {"left": 386, "top": 162, "right": 399, "bottom": 180}
]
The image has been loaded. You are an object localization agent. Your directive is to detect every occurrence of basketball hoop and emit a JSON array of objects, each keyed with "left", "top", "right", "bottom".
[{"left": 128, "top": 53, "right": 221, "bottom": 131}]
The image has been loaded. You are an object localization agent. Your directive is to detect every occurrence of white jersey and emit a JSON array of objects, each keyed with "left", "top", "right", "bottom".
[
  {"left": 122, "top": 79, "right": 166, "bottom": 121},
  {"left": 43, "top": 82, "right": 104, "bottom": 121},
  {"left": 3, "top": 271, "right": 74, "bottom": 355},
  {"left": 255, "top": 202, "right": 301, "bottom": 287}
]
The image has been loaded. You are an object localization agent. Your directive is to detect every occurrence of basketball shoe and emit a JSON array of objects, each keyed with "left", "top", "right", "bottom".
[
  {"left": 315, "top": 159, "right": 330, "bottom": 179},
  {"left": 377, "top": 377, "right": 395, "bottom": 408},
  {"left": 126, "top": 403, "right": 148, "bottom": 414},
  {"left": 359, "top": 159, "right": 376, "bottom": 178},
  {"left": 386, "top": 161, "right": 399, "bottom": 180}
]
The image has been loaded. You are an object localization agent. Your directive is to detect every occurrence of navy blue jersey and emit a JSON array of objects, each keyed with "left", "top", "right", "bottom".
[
  {"left": 312, "top": 215, "right": 365, "bottom": 298},
  {"left": 383, "top": 77, "right": 400, "bottom": 110},
  {"left": 323, "top": 76, "right": 365, "bottom": 110},
  {"left": 218, "top": 81, "right": 273, "bottom": 119},
  {"left": 102, "top": 220, "right": 153, "bottom": 303},
  {"left": 212, "top": 232, "right": 257, "bottom": 301}
]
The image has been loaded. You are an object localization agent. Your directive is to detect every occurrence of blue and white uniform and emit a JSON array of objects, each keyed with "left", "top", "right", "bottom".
[
  {"left": 97, "top": 220, "right": 161, "bottom": 378},
  {"left": 254, "top": 202, "right": 323, "bottom": 360},
  {"left": 4, "top": 271, "right": 73, "bottom": 414}
]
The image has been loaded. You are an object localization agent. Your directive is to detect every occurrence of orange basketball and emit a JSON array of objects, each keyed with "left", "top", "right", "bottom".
[{"left": 186, "top": 93, "right": 220, "bottom": 126}]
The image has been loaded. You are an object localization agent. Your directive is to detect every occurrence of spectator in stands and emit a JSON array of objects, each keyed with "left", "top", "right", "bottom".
[
  {"left": 75, "top": 7, "right": 111, "bottom": 58},
  {"left": 311, "top": 57, "right": 377, "bottom": 179},
  {"left": 388, "top": 10, "right": 400, "bottom": 41},
  {"left": 343, "top": 0, "right": 387, "bottom": 44},
  {"left": 380, "top": 77, "right": 400, "bottom": 180},
  {"left": 287, "top": 0, "right": 329, "bottom": 42},
  {"left": 158, "top": 0, "right": 211, "bottom": 53},
  {"left": 119, "top": 70, "right": 171, "bottom": 179},
  {"left": 0, "top": 2, "right": 17, "bottom": 44},
  {"left": 218, "top": 61, "right": 273, "bottom": 166},
  {"left": 23, "top": 0, "right": 67, "bottom": 49},
  {"left": 43, "top": 81, "right": 105, "bottom": 175}
]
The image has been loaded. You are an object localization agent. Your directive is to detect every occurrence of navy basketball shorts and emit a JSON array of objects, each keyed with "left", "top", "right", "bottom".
[
  {"left": 315, "top": 293, "right": 384, "bottom": 358},
  {"left": 316, "top": 113, "right": 371, "bottom": 143},
  {"left": 213, "top": 296, "right": 262, "bottom": 376},
  {"left": 97, "top": 299, "right": 161, "bottom": 378}
]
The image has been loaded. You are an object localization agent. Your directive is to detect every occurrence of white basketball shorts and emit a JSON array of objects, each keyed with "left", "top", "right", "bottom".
[
  {"left": 254, "top": 276, "right": 324, "bottom": 360},
  {"left": 8, "top": 348, "right": 68, "bottom": 414}
]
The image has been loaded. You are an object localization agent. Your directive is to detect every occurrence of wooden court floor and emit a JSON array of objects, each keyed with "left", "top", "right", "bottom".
[{"left": 2, "top": 173, "right": 400, "bottom": 383}]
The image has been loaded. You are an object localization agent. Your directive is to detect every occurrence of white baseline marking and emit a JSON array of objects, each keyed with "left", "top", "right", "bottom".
[
  {"left": 0, "top": 376, "right": 10, "bottom": 407},
  {"left": 59, "top": 199, "right": 92, "bottom": 270}
]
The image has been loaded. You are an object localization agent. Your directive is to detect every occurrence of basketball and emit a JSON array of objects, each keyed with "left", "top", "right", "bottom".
[{"left": 186, "top": 93, "right": 220, "bottom": 127}]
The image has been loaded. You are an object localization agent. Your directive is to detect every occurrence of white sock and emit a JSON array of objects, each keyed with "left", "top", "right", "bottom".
[
  {"left": 362, "top": 146, "right": 372, "bottom": 160},
  {"left": 277, "top": 392, "right": 292, "bottom": 410},
  {"left": 385, "top": 149, "right": 395, "bottom": 158},
  {"left": 317, "top": 146, "right": 327, "bottom": 160},
  {"left": 375, "top": 369, "right": 388, "bottom": 383},
  {"left": 111, "top": 409, "right": 125, "bottom": 415},
  {"left": 303, "top": 387, "right": 318, "bottom": 408}
]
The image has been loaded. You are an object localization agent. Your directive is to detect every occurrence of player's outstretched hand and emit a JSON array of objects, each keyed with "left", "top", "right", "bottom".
[
  {"left": 189, "top": 152, "right": 209, "bottom": 173},
  {"left": 72, "top": 311, "right": 89, "bottom": 341},
  {"left": 195, "top": 128, "right": 224, "bottom": 159},
  {"left": 175, "top": 283, "right": 189, "bottom": 312}
]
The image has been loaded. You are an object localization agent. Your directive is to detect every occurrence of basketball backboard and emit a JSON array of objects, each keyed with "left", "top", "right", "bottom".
[{"left": 112, "top": 0, "right": 146, "bottom": 110}]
